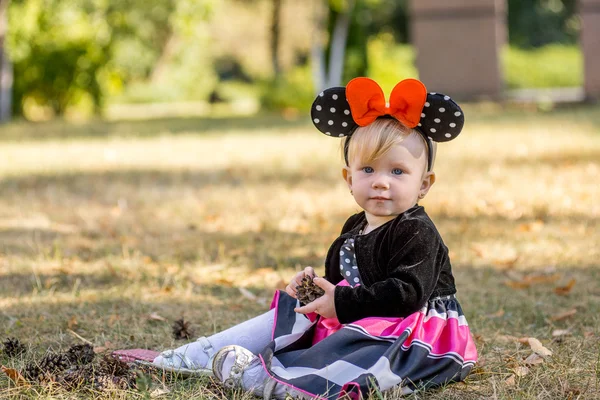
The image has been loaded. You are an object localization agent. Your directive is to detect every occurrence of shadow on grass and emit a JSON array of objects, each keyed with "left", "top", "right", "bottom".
[
  {"left": 0, "top": 264, "right": 598, "bottom": 349},
  {"left": 0, "top": 167, "right": 340, "bottom": 197},
  {"left": 1, "top": 103, "right": 599, "bottom": 143},
  {"left": 0, "top": 113, "right": 310, "bottom": 142}
]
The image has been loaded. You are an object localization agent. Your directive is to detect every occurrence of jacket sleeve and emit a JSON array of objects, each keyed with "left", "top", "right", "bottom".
[{"left": 334, "top": 219, "right": 444, "bottom": 324}]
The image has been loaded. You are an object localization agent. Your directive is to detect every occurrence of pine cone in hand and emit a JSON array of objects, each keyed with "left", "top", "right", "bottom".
[
  {"left": 2, "top": 337, "right": 26, "bottom": 358},
  {"left": 295, "top": 276, "right": 325, "bottom": 305},
  {"left": 172, "top": 318, "right": 193, "bottom": 340}
]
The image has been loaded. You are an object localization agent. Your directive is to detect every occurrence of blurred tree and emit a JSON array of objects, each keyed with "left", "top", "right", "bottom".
[
  {"left": 507, "top": 0, "right": 579, "bottom": 48},
  {"left": 271, "top": 0, "right": 282, "bottom": 79},
  {"left": 0, "top": 0, "right": 12, "bottom": 122},
  {"left": 6, "top": 0, "right": 214, "bottom": 118}
]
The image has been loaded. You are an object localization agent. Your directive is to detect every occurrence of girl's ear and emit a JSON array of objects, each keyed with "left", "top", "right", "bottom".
[
  {"left": 420, "top": 171, "right": 436, "bottom": 196},
  {"left": 342, "top": 167, "right": 352, "bottom": 189}
]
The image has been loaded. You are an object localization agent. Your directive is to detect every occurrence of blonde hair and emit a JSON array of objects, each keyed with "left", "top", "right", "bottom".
[{"left": 343, "top": 118, "right": 437, "bottom": 171}]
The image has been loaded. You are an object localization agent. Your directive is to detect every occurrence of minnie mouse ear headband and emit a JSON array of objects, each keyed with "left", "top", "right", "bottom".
[{"left": 311, "top": 77, "right": 464, "bottom": 171}]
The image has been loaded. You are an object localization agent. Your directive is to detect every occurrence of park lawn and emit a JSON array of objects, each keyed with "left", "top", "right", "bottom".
[{"left": 0, "top": 104, "right": 599, "bottom": 399}]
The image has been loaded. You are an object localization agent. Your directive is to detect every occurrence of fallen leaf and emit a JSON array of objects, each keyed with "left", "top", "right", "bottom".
[
  {"left": 550, "top": 308, "right": 577, "bottom": 321},
  {"left": 503, "top": 273, "right": 561, "bottom": 289},
  {"left": 583, "top": 331, "right": 595, "bottom": 338},
  {"left": 488, "top": 309, "right": 505, "bottom": 318},
  {"left": 148, "top": 312, "right": 167, "bottom": 322},
  {"left": 514, "top": 366, "right": 530, "bottom": 377},
  {"left": 517, "top": 220, "right": 544, "bottom": 233},
  {"left": 523, "top": 353, "right": 544, "bottom": 365},
  {"left": 67, "top": 315, "right": 78, "bottom": 330},
  {"left": 493, "top": 255, "right": 520, "bottom": 268},
  {"left": 150, "top": 387, "right": 171, "bottom": 398},
  {"left": 505, "top": 374, "right": 516, "bottom": 386},
  {"left": 93, "top": 347, "right": 107, "bottom": 353},
  {"left": 554, "top": 279, "right": 576, "bottom": 296},
  {"left": 214, "top": 278, "right": 234, "bottom": 287},
  {"left": 524, "top": 273, "right": 561, "bottom": 285},
  {"left": 504, "top": 280, "right": 531, "bottom": 289},
  {"left": 517, "top": 337, "right": 530, "bottom": 345},
  {"left": 470, "top": 244, "right": 486, "bottom": 258},
  {"left": 528, "top": 338, "right": 552, "bottom": 357},
  {"left": 1, "top": 366, "right": 28, "bottom": 386},
  {"left": 552, "top": 329, "right": 571, "bottom": 337}
]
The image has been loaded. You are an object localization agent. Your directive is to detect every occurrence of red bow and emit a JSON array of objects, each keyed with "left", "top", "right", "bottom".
[{"left": 345, "top": 78, "right": 427, "bottom": 129}]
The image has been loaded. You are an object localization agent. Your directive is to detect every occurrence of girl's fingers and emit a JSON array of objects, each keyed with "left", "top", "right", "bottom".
[{"left": 304, "top": 266, "right": 315, "bottom": 277}]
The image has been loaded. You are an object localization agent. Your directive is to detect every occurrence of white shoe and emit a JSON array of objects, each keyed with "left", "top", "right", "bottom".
[{"left": 140, "top": 337, "right": 215, "bottom": 377}]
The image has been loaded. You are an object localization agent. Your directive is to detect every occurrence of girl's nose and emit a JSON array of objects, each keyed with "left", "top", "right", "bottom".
[{"left": 372, "top": 175, "right": 390, "bottom": 190}]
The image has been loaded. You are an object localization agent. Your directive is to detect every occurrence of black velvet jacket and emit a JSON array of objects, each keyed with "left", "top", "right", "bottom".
[{"left": 325, "top": 205, "right": 457, "bottom": 324}]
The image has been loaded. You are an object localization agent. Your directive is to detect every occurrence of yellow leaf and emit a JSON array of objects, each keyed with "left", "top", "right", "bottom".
[
  {"left": 1, "top": 366, "right": 28, "bottom": 386},
  {"left": 488, "top": 309, "right": 505, "bottom": 318},
  {"left": 67, "top": 315, "right": 78, "bottom": 330},
  {"left": 554, "top": 279, "right": 576, "bottom": 296},
  {"left": 148, "top": 312, "right": 167, "bottom": 322},
  {"left": 514, "top": 366, "right": 530, "bottom": 377},
  {"left": 552, "top": 329, "right": 571, "bottom": 337},
  {"left": 505, "top": 374, "right": 516, "bottom": 386},
  {"left": 550, "top": 308, "right": 577, "bottom": 321},
  {"left": 524, "top": 353, "right": 544, "bottom": 365},
  {"left": 527, "top": 338, "right": 553, "bottom": 357}
]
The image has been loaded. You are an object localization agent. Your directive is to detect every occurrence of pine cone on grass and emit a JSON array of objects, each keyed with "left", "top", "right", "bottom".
[
  {"left": 65, "top": 344, "right": 95, "bottom": 365},
  {"left": 38, "top": 352, "right": 71, "bottom": 374},
  {"left": 98, "top": 354, "right": 132, "bottom": 377},
  {"left": 172, "top": 318, "right": 194, "bottom": 340},
  {"left": 59, "top": 365, "right": 94, "bottom": 390},
  {"left": 2, "top": 337, "right": 26, "bottom": 358},
  {"left": 295, "top": 276, "right": 325, "bottom": 305},
  {"left": 22, "top": 363, "right": 43, "bottom": 382}
]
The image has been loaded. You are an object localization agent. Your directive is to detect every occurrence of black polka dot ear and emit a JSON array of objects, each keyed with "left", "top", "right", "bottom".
[
  {"left": 310, "top": 87, "right": 358, "bottom": 137},
  {"left": 417, "top": 93, "right": 464, "bottom": 142}
]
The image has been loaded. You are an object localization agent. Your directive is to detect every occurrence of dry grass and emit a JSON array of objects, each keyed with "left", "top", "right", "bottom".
[{"left": 0, "top": 104, "right": 599, "bottom": 399}]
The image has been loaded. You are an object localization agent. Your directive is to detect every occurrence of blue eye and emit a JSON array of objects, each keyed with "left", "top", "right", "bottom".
[
  {"left": 392, "top": 168, "right": 403, "bottom": 175},
  {"left": 362, "top": 167, "right": 374, "bottom": 173}
]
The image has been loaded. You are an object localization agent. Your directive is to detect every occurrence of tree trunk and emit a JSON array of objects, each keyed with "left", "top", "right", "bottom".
[
  {"left": 310, "top": 0, "right": 327, "bottom": 92},
  {"left": 0, "top": 0, "right": 12, "bottom": 123},
  {"left": 326, "top": 0, "right": 355, "bottom": 88},
  {"left": 310, "top": 0, "right": 355, "bottom": 92},
  {"left": 270, "top": 0, "right": 282, "bottom": 79}
]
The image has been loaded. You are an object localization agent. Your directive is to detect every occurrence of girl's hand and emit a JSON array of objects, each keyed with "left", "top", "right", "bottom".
[
  {"left": 285, "top": 266, "right": 315, "bottom": 299},
  {"left": 294, "top": 277, "right": 337, "bottom": 319}
]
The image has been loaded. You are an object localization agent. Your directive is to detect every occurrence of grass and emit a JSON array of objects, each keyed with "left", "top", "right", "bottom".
[{"left": 0, "top": 104, "right": 599, "bottom": 399}]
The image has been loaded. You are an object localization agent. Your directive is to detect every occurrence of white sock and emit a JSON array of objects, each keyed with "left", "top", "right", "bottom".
[{"left": 153, "top": 309, "right": 275, "bottom": 369}]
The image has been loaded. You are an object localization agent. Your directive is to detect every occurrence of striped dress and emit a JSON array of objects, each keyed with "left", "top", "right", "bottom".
[{"left": 257, "top": 213, "right": 478, "bottom": 399}]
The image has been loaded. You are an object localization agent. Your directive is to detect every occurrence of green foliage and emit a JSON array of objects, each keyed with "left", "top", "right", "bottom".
[
  {"left": 8, "top": 0, "right": 110, "bottom": 118},
  {"left": 7, "top": 0, "right": 215, "bottom": 117},
  {"left": 260, "top": 65, "right": 315, "bottom": 112},
  {"left": 507, "top": 0, "right": 579, "bottom": 48},
  {"left": 367, "top": 36, "right": 417, "bottom": 93},
  {"left": 503, "top": 44, "right": 582, "bottom": 89}
]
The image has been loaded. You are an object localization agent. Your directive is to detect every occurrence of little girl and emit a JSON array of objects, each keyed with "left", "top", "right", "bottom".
[{"left": 141, "top": 78, "right": 478, "bottom": 399}]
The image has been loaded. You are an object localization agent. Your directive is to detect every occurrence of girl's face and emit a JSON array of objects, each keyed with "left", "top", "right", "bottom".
[{"left": 343, "top": 134, "right": 435, "bottom": 227}]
